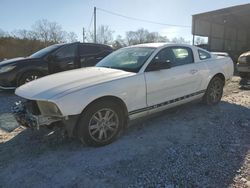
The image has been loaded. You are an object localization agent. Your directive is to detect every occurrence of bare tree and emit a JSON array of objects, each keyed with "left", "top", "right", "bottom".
[
  {"left": 126, "top": 29, "right": 149, "bottom": 45},
  {"left": 11, "top": 29, "right": 36, "bottom": 40},
  {"left": 126, "top": 31, "right": 141, "bottom": 45},
  {"left": 98, "top": 25, "right": 114, "bottom": 44},
  {"left": 171, "top": 37, "right": 190, "bottom": 44},
  {"left": 195, "top": 37, "right": 206, "bottom": 45},
  {"left": 48, "top": 21, "right": 66, "bottom": 43},
  {"left": 11, "top": 21, "right": 77, "bottom": 43},
  {"left": 126, "top": 31, "right": 136, "bottom": 45},
  {"left": 126, "top": 28, "right": 169, "bottom": 45},
  {"left": 67, "top": 32, "right": 78, "bottom": 42},
  {"left": 146, "top": 32, "right": 169, "bottom": 43},
  {"left": 112, "top": 35, "right": 127, "bottom": 49},
  {"left": 87, "top": 25, "right": 114, "bottom": 44},
  {"left": 32, "top": 19, "right": 50, "bottom": 43},
  {"left": 32, "top": 19, "right": 67, "bottom": 44},
  {"left": 0, "top": 21, "right": 79, "bottom": 59}
]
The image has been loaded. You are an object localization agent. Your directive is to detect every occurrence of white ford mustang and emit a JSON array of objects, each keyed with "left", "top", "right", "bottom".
[{"left": 13, "top": 43, "right": 234, "bottom": 146}]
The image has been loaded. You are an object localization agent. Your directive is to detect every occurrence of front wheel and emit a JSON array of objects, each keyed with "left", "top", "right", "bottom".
[
  {"left": 18, "top": 71, "right": 43, "bottom": 86},
  {"left": 203, "top": 77, "right": 224, "bottom": 105},
  {"left": 77, "top": 100, "right": 124, "bottom": 147}
]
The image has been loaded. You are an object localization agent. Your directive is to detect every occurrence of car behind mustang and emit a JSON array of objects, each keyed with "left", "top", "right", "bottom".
[{"left": 13, "top": 43, "right": 234, "bottom": 146}]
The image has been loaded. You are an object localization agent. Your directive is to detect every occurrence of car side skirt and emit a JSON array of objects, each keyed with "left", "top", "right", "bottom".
[{"left": 128, "top": 90, "right": 206, "bottom": 120}]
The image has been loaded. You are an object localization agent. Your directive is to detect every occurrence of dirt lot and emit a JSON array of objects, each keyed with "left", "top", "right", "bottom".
[{"left": 0, "top": 77, "right": 249, "bottom": 188}]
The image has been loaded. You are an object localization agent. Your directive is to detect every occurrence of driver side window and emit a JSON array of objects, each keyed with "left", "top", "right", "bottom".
[
  {"left": 153, "top": 46, "right": 194, "bottom": 67},
  {"left": 154, "top": 48, "right": 174, "bottom": 64}
]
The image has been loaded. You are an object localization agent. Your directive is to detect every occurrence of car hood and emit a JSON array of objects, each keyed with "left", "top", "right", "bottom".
[
  {"left": 15, "top": 67, "right": 135, "bottom": 100},
  {"left": 0, "top": 57, "right": 37, "bottom": 66}
]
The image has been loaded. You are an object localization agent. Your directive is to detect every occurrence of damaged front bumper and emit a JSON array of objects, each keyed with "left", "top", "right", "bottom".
[{"left": 12, "top": 101, "right": 63, "bottom": 129}]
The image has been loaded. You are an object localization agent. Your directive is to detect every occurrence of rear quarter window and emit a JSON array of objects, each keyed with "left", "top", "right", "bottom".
[{"left": 198, "top": 49, "right": 211, "bottom": 60}]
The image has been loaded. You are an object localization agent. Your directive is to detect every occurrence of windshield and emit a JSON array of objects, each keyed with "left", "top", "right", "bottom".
[
  {"left": 96, "top": 47, "right": 156, "bottom": 73},
  {"left": 29, "top": 44, "right": 64, "bottom": 58}
]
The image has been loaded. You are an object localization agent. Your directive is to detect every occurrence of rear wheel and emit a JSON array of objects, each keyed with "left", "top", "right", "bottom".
[
  {"left": 77, "top": 100, "right": 124, "bottom": 147},
  {"left": 18, "top": 71, "right": 43, "bottom": 86},
  {"left": 203, "top": 77, "right": 224, "bottom": 105}
]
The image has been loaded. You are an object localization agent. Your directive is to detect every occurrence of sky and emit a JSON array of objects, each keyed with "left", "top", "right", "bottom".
[{"left": 0, "top": 0, "right": 250, "bottom": 42}]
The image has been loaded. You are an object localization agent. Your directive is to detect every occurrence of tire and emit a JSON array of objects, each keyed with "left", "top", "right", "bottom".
[
  {"left": 18, "top": 71, "right": 43, "bottom": 86},
  {"left": 239, "top": 72, "right": 250, "bottom": 79},
  {"left": 77, "top": 100, "right": 124, "bottom": 147},
  {"left": 203, "top": 77, "right": 224, "bottom": 105}
]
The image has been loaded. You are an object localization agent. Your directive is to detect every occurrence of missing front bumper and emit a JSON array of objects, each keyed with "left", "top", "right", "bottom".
[{"left": 12, "top": 101, "right": 63, "bottom": 129}]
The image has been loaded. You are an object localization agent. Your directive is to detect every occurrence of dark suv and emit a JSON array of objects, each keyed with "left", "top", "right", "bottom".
[{"left": 0, "top": 42, "right": 113, "bottom": 89}]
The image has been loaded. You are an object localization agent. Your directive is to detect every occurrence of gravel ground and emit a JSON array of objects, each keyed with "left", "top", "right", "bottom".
[{"left": 0, "top": 76, "right": 249, "bottom": 188}]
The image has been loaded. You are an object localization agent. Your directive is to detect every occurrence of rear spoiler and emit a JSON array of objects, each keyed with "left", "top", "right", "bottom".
[{"left": 211, "top": 52, "right": 229, "bottom": 57}]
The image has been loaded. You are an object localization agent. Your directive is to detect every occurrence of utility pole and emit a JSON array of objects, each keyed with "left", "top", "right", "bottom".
[
  {"left": 82, "top": 27, "right": 85, "bottom": 43},
  {"left": 94, "top": 7, "right": 97, "bottom": 43}
]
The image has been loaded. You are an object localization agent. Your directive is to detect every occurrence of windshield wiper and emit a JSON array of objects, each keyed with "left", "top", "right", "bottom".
[
  {"left": 98, "top": 66, "right": 136, "bottom": 73},
  {"left": 100, "top": 66, "right": 112, "bottom": 68}
]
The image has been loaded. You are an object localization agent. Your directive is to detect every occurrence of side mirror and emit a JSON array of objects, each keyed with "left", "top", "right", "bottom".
[{"left": 146, "top": 60, "right": 171, "bottom": 72}]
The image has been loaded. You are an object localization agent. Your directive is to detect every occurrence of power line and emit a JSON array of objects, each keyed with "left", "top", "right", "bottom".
[{"left": 96, "top": 7, "right": 191, "bottom": 28}]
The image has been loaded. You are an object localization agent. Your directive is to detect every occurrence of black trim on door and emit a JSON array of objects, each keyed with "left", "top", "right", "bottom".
[{"left": 128, "top": 90, "right": 206, "bottom": 115}]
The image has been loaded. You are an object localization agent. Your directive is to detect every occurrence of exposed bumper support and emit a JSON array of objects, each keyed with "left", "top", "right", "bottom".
[{"left": 12, "top": 101, "right": 63, "bottom": 129}]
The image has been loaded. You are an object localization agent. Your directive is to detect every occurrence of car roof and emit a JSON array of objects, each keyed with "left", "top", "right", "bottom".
[
  {"left": 59, "top": 42, "right": 113, "bottom": 50},
  {"left": 131, "top": 43, "right": 195, "bottom": 49},
  {"left": 78, "top": 42, "right": 113, "bottom": 49},
  {"left": 132, "top": 43, "right": 169, "bottom": 48}
]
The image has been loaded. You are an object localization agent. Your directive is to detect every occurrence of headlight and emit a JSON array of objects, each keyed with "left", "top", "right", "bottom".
[
  {"left": 36, "top": 101, "right": 62, "bottom": 117},
  {"left": 0, "top": 65, "right": 16, "bottom": 73}
]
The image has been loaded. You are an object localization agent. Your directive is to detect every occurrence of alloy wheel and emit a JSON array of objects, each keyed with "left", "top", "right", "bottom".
[
  {"left": 88, "top": 108, "right": 119, "bottom": 142},
  {"left": 25, "top": 75, "right": 39, "bottom": 83},
  {"left": 209, "top": 80, "right": 223, "bottom": 103}
]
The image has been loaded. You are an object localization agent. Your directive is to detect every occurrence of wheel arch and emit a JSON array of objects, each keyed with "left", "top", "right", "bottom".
[
  {"left": 203, "top": 72, "right": 225, "bottom": 105},
  {"left": 211, "top": 73, "right": 225, "bottom": 85},
  {"left": 81, "top": 95, "right": 129, "bottom": 118},
  {"left": 70, "top": 95, "right": 129, "bottom": 137}
]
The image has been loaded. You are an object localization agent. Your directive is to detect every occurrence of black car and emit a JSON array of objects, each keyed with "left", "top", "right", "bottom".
[
  {"left": 0, "top": 42, "right": 113, "bottom": 89},
  {"left": 237, "top": 51, "right": 250, "bottom": 79}
]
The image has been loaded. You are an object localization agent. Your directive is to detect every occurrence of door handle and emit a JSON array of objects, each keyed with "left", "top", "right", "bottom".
[
  {"left": 96, "top": 57, "right": 103, "bottom": 60},
  {"left": 67, "top": 62, "right": 74, "bottom": 65},
  {"left": 190, "top": 69, "right": 198, "bottom": 74}
]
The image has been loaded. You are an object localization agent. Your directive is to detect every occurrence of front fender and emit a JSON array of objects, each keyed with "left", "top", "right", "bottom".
[{"left": 52, "top": 74, "right": 147, "bottom": 116}]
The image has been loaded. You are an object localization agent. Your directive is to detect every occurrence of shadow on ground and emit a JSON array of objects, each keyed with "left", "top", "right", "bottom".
[
  {"left": 0, "top": 101, "right": 249, "bottom": 187},
  {"left": 0, "top": 89, "right": 21, "bottom": 114}
]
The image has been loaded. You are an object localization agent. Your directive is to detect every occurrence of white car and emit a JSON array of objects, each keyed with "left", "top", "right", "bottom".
[{"left": 13, "top": 43, "right": 234, "bottom": 146}]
